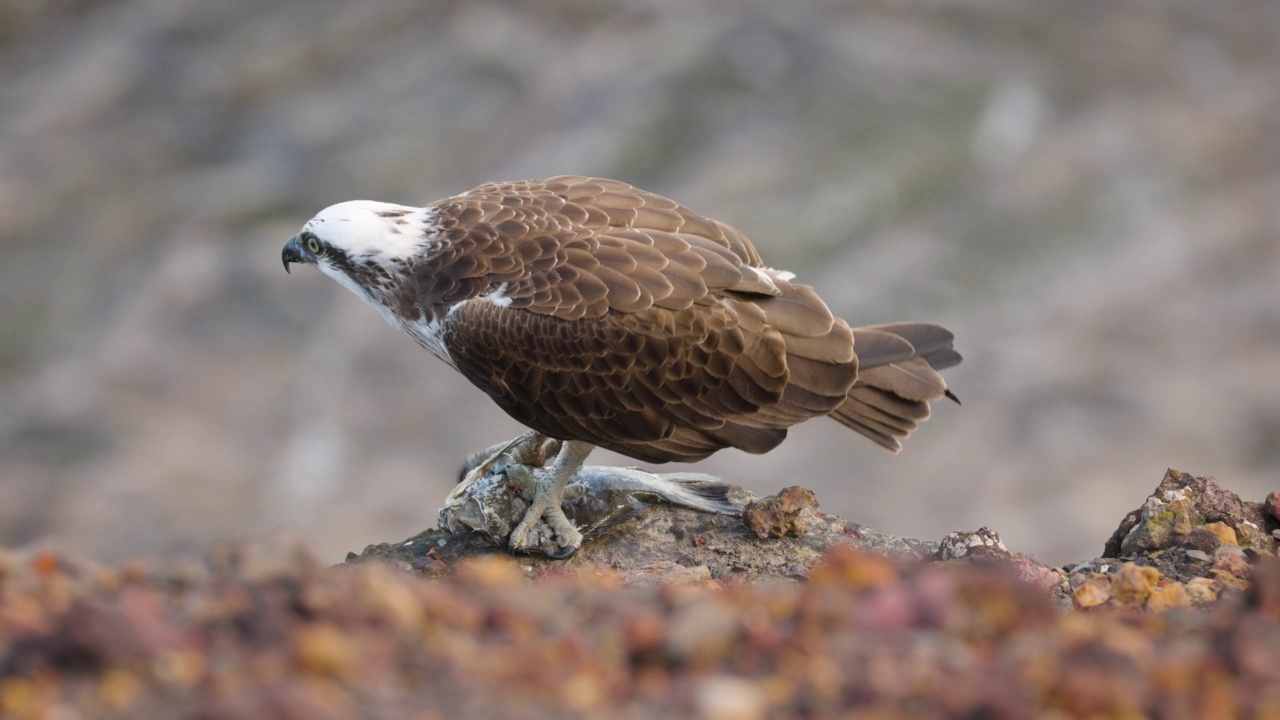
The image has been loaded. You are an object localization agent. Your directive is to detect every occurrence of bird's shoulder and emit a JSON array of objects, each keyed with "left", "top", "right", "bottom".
[
  {"left": 431, "top": 176, "right": 763, "bottom": 267},
  {"left": 416, "top": 177, "right": 781, "bottom": 320}
]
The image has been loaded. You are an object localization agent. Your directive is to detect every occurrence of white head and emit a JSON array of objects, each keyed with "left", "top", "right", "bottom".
[
  {"left": 286, "top": 200, "right": 438, "bottom": 269},
  {"left": 282, "top": 200, "right": 441, "bottom": 322}
]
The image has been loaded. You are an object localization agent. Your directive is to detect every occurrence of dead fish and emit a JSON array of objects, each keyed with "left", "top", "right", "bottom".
[{"left": 440, "top": 444, "right": 740, "bottom": 557}]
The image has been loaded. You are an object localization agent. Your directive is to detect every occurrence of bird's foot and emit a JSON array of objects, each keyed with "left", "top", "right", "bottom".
[
  {"left": 505, "top": 439, "right": 594, "bottom": 559},
  {"left": 507, "top": 468, "right": 584, "bottom": 559}
]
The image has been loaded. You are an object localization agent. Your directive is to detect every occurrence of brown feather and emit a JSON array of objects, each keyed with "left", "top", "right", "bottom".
[
  {"left": 829, "top": 411, "right": 903, "bottom": 452},
  {"left": 782, "top": 330, "right": 856, "bottom": 363},
  {"left": 755, "top": 284, "right": 836, "bottom": 337},
  {"left": 857, "top": 357, "right": 948, "bottom": 402},
  {"left": 846, "top": 386, "right": 932, "bottom": 421},
  {"left": 920, "top": 347, "right": 964, "bottom": 371},
  {"left": 845, "top": 402, "right": 919, "bottom": 434},
  {"left": 634, "top": 204, "right": 685, "bottom": 231},
  {"left": 850, "top": 328, "right": 916, "bottom": 367},
  {"left": 864, "top": 322, "right": 954, "bottom": 354},
  {"left": 708, "top": 422, "right": 788, "bottom": 455}
]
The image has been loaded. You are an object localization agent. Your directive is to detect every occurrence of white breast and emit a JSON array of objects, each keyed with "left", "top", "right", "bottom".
[{"left": 398, "top": 313, "right": 456, "bottom": 370}]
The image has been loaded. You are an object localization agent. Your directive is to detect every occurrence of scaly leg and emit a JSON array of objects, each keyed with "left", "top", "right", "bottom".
[
  {"left": 508, "top": 440, "right": 593, "bottom": 558},
  {"left": 455, "top": 431, "right": 559, "bottom": 483}
]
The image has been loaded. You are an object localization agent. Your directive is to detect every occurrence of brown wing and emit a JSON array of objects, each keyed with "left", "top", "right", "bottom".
[{"left": 425, "top": 176, "right": 861, "bottom": 462}]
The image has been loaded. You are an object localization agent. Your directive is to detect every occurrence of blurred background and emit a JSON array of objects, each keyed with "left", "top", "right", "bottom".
[{"left": 1, "top": 0, "right": 1277, "bottom": 566}]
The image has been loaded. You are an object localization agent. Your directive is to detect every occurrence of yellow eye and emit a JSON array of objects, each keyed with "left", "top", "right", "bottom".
[{"left": 306, "top": 236, "right": 321, "bottom": 254}]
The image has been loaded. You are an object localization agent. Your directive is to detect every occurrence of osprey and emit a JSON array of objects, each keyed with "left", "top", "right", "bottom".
[{"left": 283, "top": 176, "right": 960, "bottom": 557}]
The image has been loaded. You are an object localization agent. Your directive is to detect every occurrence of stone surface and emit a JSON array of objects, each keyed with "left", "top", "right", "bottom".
[
  {"left": 1104, "top": 469, "right": 1278, "bottom": 558},
  {"left": 355, "top": 469, "right": 1277, "bottom": 608},
  {"left": 353, "top": 485, "right": 939, "bottom": 585},
  {"left": 937, "top": 526, "right": 1008, "bottom": 559},
  {"left": 1059, "top": 470, "right": 1280, "bottom": 613},
  {"left": 1265, "top": 492, "right": 1280, "bottom": 524}
]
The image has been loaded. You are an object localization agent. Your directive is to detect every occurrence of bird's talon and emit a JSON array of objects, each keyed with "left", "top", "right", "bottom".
[
  {"left": 506, "top": 499, "right": 583, "bottom": 559},
  {"left": 544, "top": 543, "right": 578, "bottom": 560}
]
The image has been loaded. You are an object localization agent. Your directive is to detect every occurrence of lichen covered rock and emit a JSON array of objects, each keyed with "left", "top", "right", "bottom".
[
  {"left": 1104, "top": 469, "right": 1278, "bottom": 557},
  {"left": 1063, "top": 470, "right": 1279, "bottom": 613}
]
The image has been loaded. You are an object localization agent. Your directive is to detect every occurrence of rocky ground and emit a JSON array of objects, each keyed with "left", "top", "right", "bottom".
[
  {"left": 1, "top": 468, "right": 1277, "bottom": 719},
  {"left": 3, "top": 0, "right": 1280, "bottom": 566}
]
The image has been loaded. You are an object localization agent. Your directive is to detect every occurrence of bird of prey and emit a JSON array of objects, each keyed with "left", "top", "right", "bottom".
[{"left": 282, "top": 176, "right": 960, "bottom": 557}]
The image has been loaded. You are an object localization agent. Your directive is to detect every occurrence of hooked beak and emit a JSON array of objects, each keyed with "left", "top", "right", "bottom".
[{"left": 282, "top": 235, "right": 306, "bottom": 274}]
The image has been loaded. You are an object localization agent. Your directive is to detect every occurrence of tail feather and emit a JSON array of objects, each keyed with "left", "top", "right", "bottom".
[
  {"left": 850, "top": 328, "right": 916, "bottom": 367},
  {"left": 830, "top": 410, "right": 904, "bottom": 451},
  {"left": 639, "top": 260, "right": 960, "bottom": 459},
  {"left": 830, "top": 321, "right": 959, "bottom": 451},
  {"left": 863, "top": 322, "right": 963, "bottom": 371},
  {"left": 862, "top": 322, "right": 956, "bottom": 357},
  {"left": 921, "top": 347, "right": 964, "bottom": 371},
  {"left": 846, "top": 385, "right": 932, "bottom": 421},
  {"left": 844, "top": 400, "right": 919, "bottom": 434},
  {"left": 856, "top": 356, "right": 948, "bottom": 402}
]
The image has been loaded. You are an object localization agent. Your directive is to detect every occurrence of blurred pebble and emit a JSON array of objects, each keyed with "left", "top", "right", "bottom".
[{"left": 696, "top": 675, "right": 765, "bottom": 720}]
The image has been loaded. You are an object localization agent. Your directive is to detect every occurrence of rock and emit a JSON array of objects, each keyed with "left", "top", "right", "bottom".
[
  {"left": 1211, "top": 551, "right": 1252, "bottom": 585},
  {"left": 1111, "top": 563, "right": 1161, "bottom": 607},
  {"left": 1145, "top": 583, "right": 1190, "bottom": 612},
  {"left": 1073, "top": 577, "right": 1112, "bottom": 609},
  {"left": 1203, "top": 522, "right": 1238, "bottom": 546},
  {"left": 665, "top": 599, "right": 740, "bottom": 664},
  {"left": 1179, "top": 528, "right": 1223, "bottom": 555},
  {"left": 356, "top": 482, "right": 938, "bottom": 585},
  {"left": 696, "top": 675, "right": 766, "bottom": 720},
  {"left": 937, "top": 527, "right": 1007, "bottom": 560},
  {"left": 1185, "top": 577, "right": 1221, "bottom": 605},
  {"left": 1070, "top": 563, "right": 1204, "bottom": 612},
  {"left": 1005, "top": 554, "right": 1069, "bottom": 597},
  {"left": 1063, "top": 470, "right": 1280, "bottom": 611},
  {"left": 1103, "top": 469, "right": 1278, "bottom": 558},
  {"left": 936, "top": 528, "right": 1066, "bottom": 596},
  {"left": 352, "top": 469, "right": 1265, "bottom": 615},
  {"left": 1184, "top": 549, "right": 1212, "bottom": 563},
  {"left": 741, "top": 486, "right": 819, "bottom": 539},
  {"left": 1265, "top": 492, "right": 1280, "bottom": 527},
  {"left": 292, "top": 624, "right": 359, "bottom": 679},
  {"left": 632, "top": 561, "right": 713, "bottom": 587},
  {"left": 808, "top": 545, "right": 899, "bottom": 590}
]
